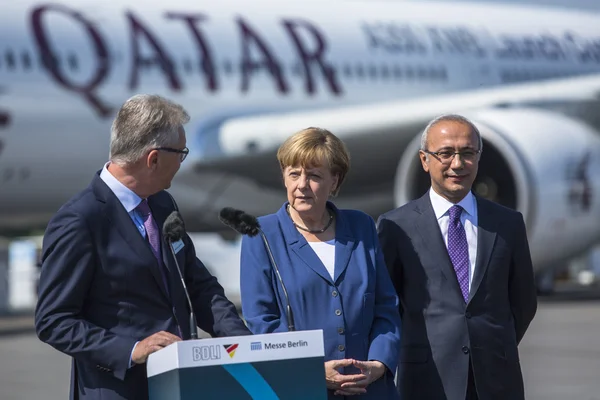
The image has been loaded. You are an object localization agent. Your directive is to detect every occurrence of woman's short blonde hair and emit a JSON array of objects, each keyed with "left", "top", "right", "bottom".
[{"left": 276, "top": 127, "right": 350, "bottom": 196}]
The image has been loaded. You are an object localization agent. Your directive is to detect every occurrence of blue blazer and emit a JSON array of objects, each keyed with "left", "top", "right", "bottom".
[
  {"left": 241, "top": 202, "right": 401, "bottom": 399},
  {"left": 35, "top": 173, "right": 250, "bottom": 400}
]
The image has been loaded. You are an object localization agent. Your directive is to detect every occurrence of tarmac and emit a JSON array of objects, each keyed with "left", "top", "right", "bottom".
[
  {"left": 0, "top": 311, "right": 34, "bottom": 337},
  {"left": 1, "top": 290, "right": 596, "bottom": 337},
  {"left": 1, "top": 294, "right": 600, "bottom": 400}
]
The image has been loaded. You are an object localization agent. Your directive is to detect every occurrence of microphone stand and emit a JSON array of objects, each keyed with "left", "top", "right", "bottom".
[
  {"left": 168, "top": 242, "right": 198, "bottom": 339},
  {"left": 258, "top": 228, "right": 295, "bottom": 332}
]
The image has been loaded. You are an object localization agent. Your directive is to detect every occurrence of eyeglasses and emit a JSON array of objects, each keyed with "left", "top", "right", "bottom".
[
  {"left": 422, "top": 149, "right": 480, "bottom": 164},
  {"left": 154, "top": 147, "right": 189, "bottom": 162}
]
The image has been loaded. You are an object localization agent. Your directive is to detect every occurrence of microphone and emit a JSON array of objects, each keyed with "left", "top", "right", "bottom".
[
  {"left": 219, "top": 207, "right": 295, "bottom": 332},
  {"left": 162, "top": 211, "right": 198, "bottom": 340}
]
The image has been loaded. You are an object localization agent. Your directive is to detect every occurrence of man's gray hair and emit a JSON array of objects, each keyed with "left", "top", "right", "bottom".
[
  {"left": 420, "top": 114, "right": 483, "bottom": 152},
  {"left": 110, "top": 94, "right": 190, "bottom": 165}
]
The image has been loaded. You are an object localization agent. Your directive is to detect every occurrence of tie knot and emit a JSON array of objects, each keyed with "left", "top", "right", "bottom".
[
  {"left": 448, "top": 205, "right": 463, "bottom": 222},
  {"left": 136, "top": 199, "right": 151, "bottom": 216}
]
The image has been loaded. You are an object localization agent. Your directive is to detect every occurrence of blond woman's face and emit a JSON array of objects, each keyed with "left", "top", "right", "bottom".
[{"left": 283, "top": 162, "right": 338, "bottom": 213}]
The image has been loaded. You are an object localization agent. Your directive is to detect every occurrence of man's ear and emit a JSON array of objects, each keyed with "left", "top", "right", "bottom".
[
  {"left": 147, "top": 150, "right": 159, "bottom": 169},
  {"left": 419, "top": 150, "right": 429, "bottom": 173}
]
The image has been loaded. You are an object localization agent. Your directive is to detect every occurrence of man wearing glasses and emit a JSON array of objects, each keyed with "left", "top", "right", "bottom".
[
  {"left": 35, "top": 94, "right": 251, "bottom": 400},
  {"left": 377, "top": 114, "right": 537, "bottom": 400}
]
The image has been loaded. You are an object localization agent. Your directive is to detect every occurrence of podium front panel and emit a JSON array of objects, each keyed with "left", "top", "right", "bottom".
[{"left": 148, "top": 330, "right": 327, "bottom": 400}]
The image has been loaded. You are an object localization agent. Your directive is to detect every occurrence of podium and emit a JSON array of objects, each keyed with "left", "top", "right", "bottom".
[{"left": 147, "top": 329, "right": 327, "bottom": 400}]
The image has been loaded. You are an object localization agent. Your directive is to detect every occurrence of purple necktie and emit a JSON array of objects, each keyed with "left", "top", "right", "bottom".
[
  {"left": 448, "top": 205, "right": 470, "bottom": 302},
  {"left": 137, "top": 200, "right": 184, "bottom": 337},
  {"left": 136, "top": 200, "right": 170, "bottom": 295}
]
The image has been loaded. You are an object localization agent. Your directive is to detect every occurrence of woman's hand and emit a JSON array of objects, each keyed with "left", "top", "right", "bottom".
[
  {"left": 325, "top": 359, "right": 368, "bottom": 395},
  {"left": 335, "top": 360, "right": 387, "bottom": 396}
]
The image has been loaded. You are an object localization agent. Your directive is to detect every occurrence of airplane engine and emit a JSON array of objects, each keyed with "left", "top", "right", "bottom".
[{"left": 394, "top": 108, "right": 600, "bottom": 271}]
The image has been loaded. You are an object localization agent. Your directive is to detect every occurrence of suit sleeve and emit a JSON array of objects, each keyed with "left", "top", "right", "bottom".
[
  {"left": 35, "top": 208, "right": 137, "bottom": 381},
  {"left": 183, "top": 233, "right": 251, "bottom": 337},
  {"left": 367, "top": 217, "right": 402, "bottom": 375},
  {"left": 509, "top": 212, "right": 538, "bottom": 344},
  {"left": 376, "top": 215, "right": 403, "bottom": 305},
  {"left": 240, "top": 233, "right": 288, "bottom": 334}
]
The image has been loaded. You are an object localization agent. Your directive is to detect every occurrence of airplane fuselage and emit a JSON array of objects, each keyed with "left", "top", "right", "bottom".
[{"left": 1, "top": 0, "right": 599, "bottom": 236}]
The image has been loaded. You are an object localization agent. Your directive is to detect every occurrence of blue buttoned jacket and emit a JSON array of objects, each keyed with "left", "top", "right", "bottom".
[{"left": 240, "top": 202, "right": 401, "bottom": 399}]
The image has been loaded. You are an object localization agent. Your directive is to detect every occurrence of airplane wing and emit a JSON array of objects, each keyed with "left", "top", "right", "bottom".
[
  {"left": 191, "top": 73, "right": 600, "bottom": 201},
  {"left": 187, "top": 73, "right": 600, "bottom": 275}
]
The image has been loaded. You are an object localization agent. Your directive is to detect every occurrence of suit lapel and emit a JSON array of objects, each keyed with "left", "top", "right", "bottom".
[
  {"left": 148, "top": 196, "right": 174, "bottom": 277},
  {"left": 468, "top": 197, "right": 497, "bottom": 304},
  {"left": 278, "top": 204, "right": 334, "bottom": 284},
  {"left": 332, "top": 205, "right": 355, "bottom": 284},
  {"left": 92, "top": 175, "right": 171, "bottom": 301},
  {"left": 413, "top": 194, "right": 464, "bottom": 299},
  {"left": 291, "top": 242, "right": 334, "bottom": 283}
]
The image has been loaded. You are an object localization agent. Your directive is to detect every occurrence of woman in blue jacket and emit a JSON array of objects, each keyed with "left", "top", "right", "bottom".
[{"left": 240, "top": 127, "right": 401, "bottom": 399}]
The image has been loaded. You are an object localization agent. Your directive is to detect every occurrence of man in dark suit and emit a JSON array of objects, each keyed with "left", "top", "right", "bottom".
[
  {"left": 377, "top": 114, "right": 537, "bottom": 400},
  {"left": 35, "top": 94, "right": 251, "bottom": 400}
]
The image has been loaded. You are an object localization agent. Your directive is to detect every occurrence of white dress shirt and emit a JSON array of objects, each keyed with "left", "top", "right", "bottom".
[
  {"left": 308, "top": 239, "right": 336, "bottom": 280},
  {"left": 429, "top": 188, "right": 478, "bottom": 289},
  {"left": 99, "top": 162, "right": 145, "bottom": 365},
  {"left": 99, "top": 162, "right": 147, "bottom": 239}
]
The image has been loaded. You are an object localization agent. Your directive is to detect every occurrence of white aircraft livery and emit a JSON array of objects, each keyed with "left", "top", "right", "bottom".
[{"left": 1, "top": 0, "right": 600, "bottom": 279}]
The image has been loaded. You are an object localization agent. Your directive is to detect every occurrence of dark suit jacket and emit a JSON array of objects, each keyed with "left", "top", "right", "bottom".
[
  {"left": 241, "top": 202, "right": 401, "bottom": 399},
  {"left": 377, "top": 192, "right": 537, "bottom": 400},
  {"left": 35, "top": 173, "right": 250, "bottom": 400}
]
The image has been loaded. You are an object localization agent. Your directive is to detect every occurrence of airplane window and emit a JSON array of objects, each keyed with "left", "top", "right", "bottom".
[
  {"left": 5, "top": 50, "right": 16, "bottom": 70},
  {"left": 292, "top": 63, "right": 302, "bottom": 77},
  {"left": 439, "top": 67, "right": 448, "bottom": 81},
  {"left": 40, "top": 53, "right": 60, "bottom": 70},
  {"left": 223, "top": 60, "right": 233, "bottom": 75},
  {"left": 22, "top": 51, "right": 32, "bottom": 70},
  {"left": 343, "top": 64, "right": 352, "bottom": 78},
  {"left": 368, "top": 64, "right": 377, "bottom": 79},
  {"left": 3, "top": 169, "right": 14, "bottom": 182},
  {"left": 327, "top": 64, "right": 337, "bottom": 78},
  {"left": 183, "top": 58, "right": 192, "bottom": 74},
  {"left": 19, "top": 168, "right": 31, "bottom": 181},
  {"left": 417, "top": 66, "right": 428, "bottom": 79},
  {"left": 380, "top": 65, "right": 390, "bottom": 80},
  {"left": 406, "top": 67, "right": 414, "bottom": 80},
  {"left": 437, "top": 66, "right": 446, "bottom": 80},
  {"left": 355, "top": 64, "right": 364, "bottom": 79},
  {"left": 268, "top": 63, "right": 281, "bottom": 76},
  {"left": 165, "top": 60, "right": 176, "bottom": 75},
  {"left": 67, "top": 53, "right": 78, "bottom": 71},
  {"left": 393, "top": 65, "right": 402, "bottom": 79},
  {"left": 427, "top": 66, "right": 436, "bottom": 79},
  {"left": 141, "top": 59, "right": 154, "bottom": 69}
]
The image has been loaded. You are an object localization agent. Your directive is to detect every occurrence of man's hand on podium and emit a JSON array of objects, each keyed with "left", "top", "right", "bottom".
[
  {"left": 132, "top": 331, "right": 182, "bottom": 364},
  {"left": 334, "top": 360, "right": 386, "bottom": 396},
  {"left": 325, "top": 359, "right": 368, "bottom": 396}
]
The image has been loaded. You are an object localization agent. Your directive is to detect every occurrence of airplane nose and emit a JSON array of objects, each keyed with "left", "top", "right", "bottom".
[
  {"left": 190, "top": 107, "right": 278, "bottom": 162},
  {"left": 192, "top": 118, "right": 223, "bottom": 161}
]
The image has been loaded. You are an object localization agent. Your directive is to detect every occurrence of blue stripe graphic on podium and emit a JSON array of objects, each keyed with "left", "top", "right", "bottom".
[{"left": 222, "top": 363, "right": 279, "bottom": 400}]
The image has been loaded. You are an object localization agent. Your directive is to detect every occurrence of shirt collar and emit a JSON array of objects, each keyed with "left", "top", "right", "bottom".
[
  {"left": 429, "top": 188, "right": 476, "bottom": 220},
  {"left": 99, "top": 162, "right": 143, "bottom": 212}
]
